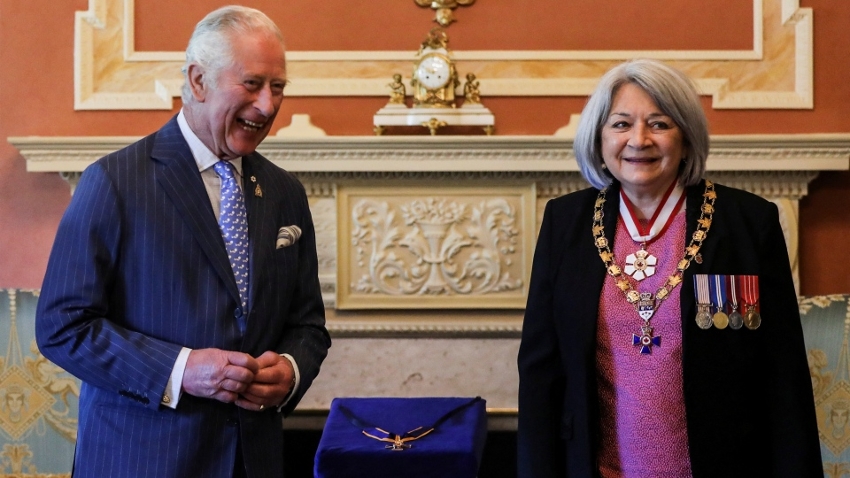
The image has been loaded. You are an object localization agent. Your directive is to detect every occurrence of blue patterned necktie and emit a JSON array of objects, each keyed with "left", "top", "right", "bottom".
[{"left": 213, "top": 161, "right": 250, "bottom": 325}]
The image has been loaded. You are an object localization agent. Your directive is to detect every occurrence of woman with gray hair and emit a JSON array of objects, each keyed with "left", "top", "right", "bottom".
[{"left": 517, "top": 59, "right": 821, "bottom": 477}]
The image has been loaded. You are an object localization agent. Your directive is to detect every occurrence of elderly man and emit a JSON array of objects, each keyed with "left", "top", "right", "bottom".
[{"left": 36, "top": 6, "right": 330, "bottom": 477}]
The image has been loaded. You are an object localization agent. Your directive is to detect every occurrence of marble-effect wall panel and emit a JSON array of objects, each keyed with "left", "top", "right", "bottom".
[
  {"left": 75, "top": 0, "right": 813, "bottom": 109},
  {"left": 300, "top": 338, "right": 521, "bottom": 410}
]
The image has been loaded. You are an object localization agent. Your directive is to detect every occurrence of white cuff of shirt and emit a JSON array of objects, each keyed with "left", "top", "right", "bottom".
[
  {"left": 278, "top": 353, "right": 301, "bottom": 411},
  {"left": 162, "top": 347, "right": 191, "bottom": 408}
]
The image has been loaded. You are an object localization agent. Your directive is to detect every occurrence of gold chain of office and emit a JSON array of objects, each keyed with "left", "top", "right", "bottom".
[{"left": 592, "top": 180, "right": 717, "bottom": 309}]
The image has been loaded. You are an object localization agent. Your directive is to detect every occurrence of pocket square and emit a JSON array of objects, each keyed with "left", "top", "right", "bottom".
[{"left": 276, "top": 225, "right": 302, "bottom": 249}]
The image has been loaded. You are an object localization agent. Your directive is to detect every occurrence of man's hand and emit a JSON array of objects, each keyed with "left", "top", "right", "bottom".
[
  {"left": 182, "top": 349, "right": 259, "bottom": 404},
  {"left": 235, "top": 351, "right": 295, "bottom": 412}
]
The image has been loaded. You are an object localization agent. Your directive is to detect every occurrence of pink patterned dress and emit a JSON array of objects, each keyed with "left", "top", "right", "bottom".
[{"left": 596, "top": 210, "right": 693, "bottom": 478}]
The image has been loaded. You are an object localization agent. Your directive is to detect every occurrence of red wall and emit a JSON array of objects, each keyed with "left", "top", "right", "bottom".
[{"left": 1, "top": 0, "right": 847, "bottom": 293}]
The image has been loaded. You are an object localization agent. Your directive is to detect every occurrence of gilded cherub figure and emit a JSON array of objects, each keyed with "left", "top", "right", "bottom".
[
  {"left": 388, "top": 73, "right": 406, "bottom": 104},
  {"left": 463, "top": 73, "right": 481, "bottom": 104}
]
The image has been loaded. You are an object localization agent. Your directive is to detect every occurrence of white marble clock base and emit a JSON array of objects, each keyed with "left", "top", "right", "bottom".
[{"left": 373, "top": 103, "right": 495, "bottom": 134}]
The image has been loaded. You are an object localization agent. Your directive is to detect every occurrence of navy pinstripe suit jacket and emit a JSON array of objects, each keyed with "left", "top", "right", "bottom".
[{"left": 36, "top": 116, "right": 331, "bottom": 477}]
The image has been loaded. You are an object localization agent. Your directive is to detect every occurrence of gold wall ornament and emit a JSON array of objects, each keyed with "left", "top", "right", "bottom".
[{"left": 414, "top": 0, "right": 476, "bottom": 26}]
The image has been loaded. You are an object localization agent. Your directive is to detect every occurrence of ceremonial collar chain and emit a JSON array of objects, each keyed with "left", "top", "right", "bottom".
[
  {"left": 337, "top": 397, "right": 482, "bottom": 451},
  {"left": 592, "top": 180, "right": 717, "bottom": 354},
  {"left": 362, "top": 426, "right": 434, "bottom": 451}
]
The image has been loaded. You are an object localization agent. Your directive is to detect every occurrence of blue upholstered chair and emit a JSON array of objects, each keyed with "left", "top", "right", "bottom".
[
  {"left": 0, "top": 289, "right": 77, "bottom": 476},
  {"left": 1, "top": 289, "right": 849, "bottom": 477},
  {"left": 800, "top": 294, "right": 850, "bottom": 478}
]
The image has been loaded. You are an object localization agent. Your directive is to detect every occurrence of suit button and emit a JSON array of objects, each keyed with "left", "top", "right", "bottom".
[
  {"left": 234, "top": 308, "right": 242, "bottom": 318},
  {"left": 226, "top": 418, "right": 238, "bottom": 427}
]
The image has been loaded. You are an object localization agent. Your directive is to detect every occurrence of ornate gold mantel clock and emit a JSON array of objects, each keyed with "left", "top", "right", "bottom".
[
  {"left": 373, "top": 28, "right": 495, "bottom": 135},
  {"left": 411, "top": 29, "right": 458, "bottom": 108}
]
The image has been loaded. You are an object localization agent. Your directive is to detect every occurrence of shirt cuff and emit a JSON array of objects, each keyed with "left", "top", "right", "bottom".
[
  {"left": 162, "top": 347, "right": 191, "bottom": 409},
  {"left": 277, "top": 353, "right": 300, "bottom": 411}
]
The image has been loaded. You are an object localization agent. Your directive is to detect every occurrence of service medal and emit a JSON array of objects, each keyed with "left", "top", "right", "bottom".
[
  {"left": 708, "top": 274, "right": 729, "bottom": 330},
  {"left": 727, "top": 276, "right": 744, "bottom": 330},
  {"left": 693, "top": 275, "right": 713, "bottom": 329},
  {"left": 712, "top": 311, "right": 729, "bottom": 329},
  {"left": 728, "top": 310, "right": 744, "bottom": 330},
  {"left": 740, "top": 275, "right": 761, "bottom": 330},
  {"left": 744, "top": 309, "right": 762, "bottom": 330},
  {"left": 696, "top": 305, "right": 713, "bottom": 330}
]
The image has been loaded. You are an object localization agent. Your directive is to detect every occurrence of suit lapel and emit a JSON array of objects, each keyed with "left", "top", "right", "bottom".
[
  {"left": 242, "top": 154, "right": 273, "bottom": 312},
  {"left": 151, "top": 117, "right": 241, "bottom": 305},
  {"left": 566, "top": 185, "right": 618, "bottom": 355}
]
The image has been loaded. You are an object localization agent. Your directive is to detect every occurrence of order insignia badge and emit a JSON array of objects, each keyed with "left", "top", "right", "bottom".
[{"left": 633, "top": 324, "right": 661, "bottom": 354}]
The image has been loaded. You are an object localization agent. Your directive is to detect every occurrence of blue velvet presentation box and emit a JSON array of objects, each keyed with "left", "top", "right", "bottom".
[{"left": 314, "top": 397, "right": 487, "bottom": 478}]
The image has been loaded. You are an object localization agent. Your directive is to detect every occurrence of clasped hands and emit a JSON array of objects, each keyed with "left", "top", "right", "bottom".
[{"left": 182, "top": 349, "right": 294, "bottom": 412}]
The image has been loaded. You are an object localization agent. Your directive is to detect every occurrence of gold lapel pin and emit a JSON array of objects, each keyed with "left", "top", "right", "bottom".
[{"left": 249, "top": 176, "right": 263, "bottom": 197}]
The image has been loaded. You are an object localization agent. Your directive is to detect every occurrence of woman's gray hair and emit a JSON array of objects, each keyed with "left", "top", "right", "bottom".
[
  {"left": 181, "top": 6, "right": 284, "bottom": 103},
  {"left": 573, "top": 59, "right": 709, "bottom": 190}
]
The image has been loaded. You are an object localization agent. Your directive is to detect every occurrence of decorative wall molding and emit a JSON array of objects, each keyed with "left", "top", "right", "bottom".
[
  {"left": 12, "top": 133, "right": 850, "bottom": 335},
  {"left": 15, "top": 134, "right": 850, "bottom": 177},
  {"left": 75, "top": 0, "right": 812, "bottom": 109},
  {"left": 336, "top": 185, "right": 535, "bottom": 309}
]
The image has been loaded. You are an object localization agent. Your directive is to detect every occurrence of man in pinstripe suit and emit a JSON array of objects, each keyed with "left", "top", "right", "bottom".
[{"left": 35, "top": 6, "right": 330, "bottom": 477}]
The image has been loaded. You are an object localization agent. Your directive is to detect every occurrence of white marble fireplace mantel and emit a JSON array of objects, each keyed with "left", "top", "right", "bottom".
[
  {"left": 11, "top": 133, "right": 850, "bottom": 413},
  {"left": 14, "top": 132, "right": 850, "bottom": 306}
]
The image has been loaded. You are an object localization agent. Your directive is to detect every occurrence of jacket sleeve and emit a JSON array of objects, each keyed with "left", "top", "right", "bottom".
[
  {"left": 35, "top": 162, "right": 181, "bottom": 410},
  {"left": 517, "top": 199, "right": 567, "bottom": 478}
]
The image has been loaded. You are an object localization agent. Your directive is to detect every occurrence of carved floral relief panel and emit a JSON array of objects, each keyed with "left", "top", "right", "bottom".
[{"left": 337, "top": 184, "right": 535, "bottom": 309}]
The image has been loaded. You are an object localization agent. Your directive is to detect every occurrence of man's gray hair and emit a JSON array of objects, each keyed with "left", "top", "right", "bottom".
[
  {"left": 181, "top": 5, "right": 284, "bottom": 103},
  {"left": 573, "top": 59, "right": 709, "bottom": 190}
]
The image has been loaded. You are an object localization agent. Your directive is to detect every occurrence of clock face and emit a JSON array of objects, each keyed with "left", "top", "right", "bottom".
[{"left": 416, "top": 54, "right": 451, "bottom": 90}]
